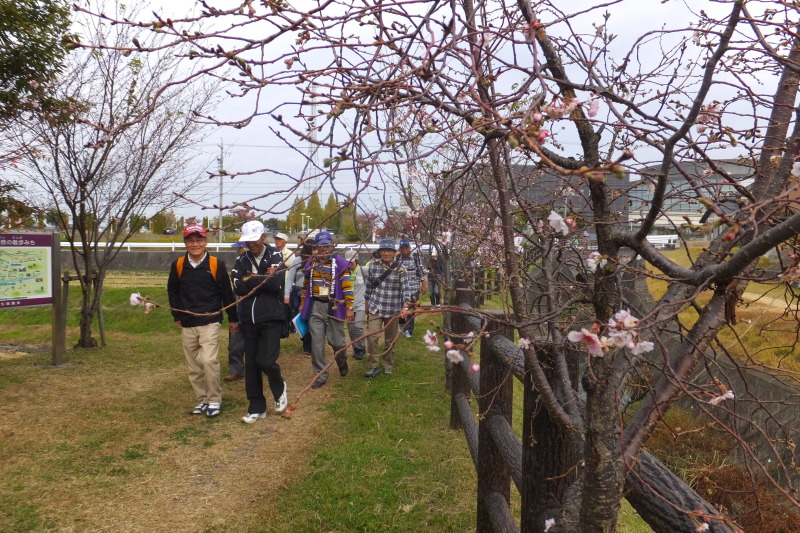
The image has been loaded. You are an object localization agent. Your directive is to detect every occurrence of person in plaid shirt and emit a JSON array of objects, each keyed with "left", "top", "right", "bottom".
[{"left": 363, "top": 239, "right": 412, "bottom": 378}]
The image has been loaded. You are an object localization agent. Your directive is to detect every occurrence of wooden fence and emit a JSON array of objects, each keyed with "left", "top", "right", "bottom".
[{"left": 443, "top": 296, "right": 737, "bottom": 533}]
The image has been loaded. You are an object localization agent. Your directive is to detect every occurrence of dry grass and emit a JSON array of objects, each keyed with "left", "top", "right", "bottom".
[{"left": 0, "top": 330, "right": 336, "bottom": 532}]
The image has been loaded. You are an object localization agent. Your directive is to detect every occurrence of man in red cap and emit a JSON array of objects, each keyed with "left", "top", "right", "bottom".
[{"left": 167, "top": 224, "right": 239, "bottom": 419}]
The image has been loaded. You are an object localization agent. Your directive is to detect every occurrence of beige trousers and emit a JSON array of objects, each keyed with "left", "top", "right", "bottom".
[
  {"left": 366, "top": 313, "right": 400, "bottom": 370},
  {"left": 181, "top": 322, "right": 222, "bottom": 404}
]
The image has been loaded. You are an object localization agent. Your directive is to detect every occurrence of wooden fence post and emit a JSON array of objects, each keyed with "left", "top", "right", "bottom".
[
  {"left": 477, "top": 312, "right": 515, "bottom": 533},
  {"left": 446, "top": 277, "right": 476, "bottom": 391}
]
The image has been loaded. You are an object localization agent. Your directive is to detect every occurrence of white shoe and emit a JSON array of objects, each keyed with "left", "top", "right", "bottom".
[
  {"left": 403, "top": 330, "right": 412, "bottom": 338},
  {"left": 241, "top": 412, "right": 266, "bottom": 424},
  {"left": 274, "top": 382, "right": 288, "bottom": 412}
]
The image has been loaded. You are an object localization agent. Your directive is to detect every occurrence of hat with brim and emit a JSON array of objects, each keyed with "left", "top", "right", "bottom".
[
  {"left": 240, "top": 220, "right": 265, "bottom": 242},
  {"left": 378, "top": 239, "right": 396, "bottom": 251},
  {"left": 183, "top": 224, "right": 207, "bottom": 238},
  {"left": 399, "top": 238, "right": 411, "bottom": 247},
  {"left": 274, "top": 232, "right": 288, "bottom": 241},
  {"left": 230, "top": 242, "right": 245, "bottom": 248},
  {"left": 343, "top": 249, "right": 358, "bottom": 261},
  {"left": 315, "top": 231, "right": 333, "bottom": 246}
]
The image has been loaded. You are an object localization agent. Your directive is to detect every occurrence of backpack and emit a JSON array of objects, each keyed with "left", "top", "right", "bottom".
[{"left": 176, "top": 255, "right": 218, "bottom": 281}]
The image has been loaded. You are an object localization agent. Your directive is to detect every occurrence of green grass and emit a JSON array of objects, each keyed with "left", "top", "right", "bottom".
[{"left": 0, "top": 276, "right": 653, "bottom": 532}]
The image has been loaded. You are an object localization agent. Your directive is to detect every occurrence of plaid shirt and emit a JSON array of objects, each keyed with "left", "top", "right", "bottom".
[
  {"left": 397, "top": 252, "right": 425, "bottom": 294},
  {"left": 365, "top": 260, "right": 412, "bottom": 317}
]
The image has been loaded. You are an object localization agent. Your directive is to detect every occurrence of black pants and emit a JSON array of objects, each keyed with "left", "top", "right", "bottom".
[{"left": 242, "top": 320, "right": 284, "bottom": 414}]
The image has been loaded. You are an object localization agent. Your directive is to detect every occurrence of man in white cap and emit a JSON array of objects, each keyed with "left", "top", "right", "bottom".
[
  {"left": 167, "top": 224, "right": 238, "bottom": 418},
  {"left": 274, "top": 232, "right": 292, "bottom": 265},
  {"left": 231, "top": 220, "right": 289, "bottom": 422}
]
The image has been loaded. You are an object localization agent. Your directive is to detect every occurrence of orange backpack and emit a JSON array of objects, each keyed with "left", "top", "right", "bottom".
[{"left": 176, "top": 255, "right": 218, "bottom": 281}]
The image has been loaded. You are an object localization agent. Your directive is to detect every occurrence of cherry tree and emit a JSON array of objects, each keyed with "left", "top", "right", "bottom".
[
  {"left": 12, "top": 5, "right": 219, "bottom": 347},
  {"left": 74, "top": 0, "right": 800, "bottom": 530}
]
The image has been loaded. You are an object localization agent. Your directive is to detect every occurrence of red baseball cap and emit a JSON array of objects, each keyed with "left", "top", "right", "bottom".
[{"left": 183, "top": 224, "right": 208, "bottom": 238}]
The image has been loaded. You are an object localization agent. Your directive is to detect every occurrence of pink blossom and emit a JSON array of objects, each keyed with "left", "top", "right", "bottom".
[
  {"left": 129, "top": 292, "right": 143, "bottom": 306},
  {"left": 446, "top": 349, "right": 464, "bottom": 364},
  {"left": 612, "top": 309, "right": 638, "bottom": 329},
  {"left": 586, "top": 251, "right": 607, "bottom": 272},
  {"left": 708, "top": 390, "right": 735, "bottom": 406},
  {"left": 544, "top": 98, "right": 579, "bottom": 119},
  {"left": 423, "top": 330, "right": 438, "bottom": 346},
  {"left": 426, "top": 345, "right": 440, "bottom": 352},
  {"left": 587, "top": 98, "right": 600, "bottom": 118},
  {"left": 544, "top": 518, "right": 556, "bottom": 532},
  {"left": 538, "top": 129, "right": 550, "bottom": 141},
  {"left": 144, "top": 303, "right": 154, "bottom": 315},
  {"left": 696, "top": 523, "right": 709, "bottom": 532},
  {"left": 548, "top": 211, "right": 570, "bottom": 236},
  {"left": 444, "top": 340, "right": 453, "bottom": 349},
  {"left": 517, "top": 337, "right": 531, "bottom": 349},
  {"left": 630, "top": 340, "right": 654, "bottom": 355},
  {"left": 567, "top": 328, "right": 605, "bottom": 357},
  {"left": 533, "top": 112, "right": 543, "bottom": 122},
  {"left": 470, "top": 363, "right": 480, "bottom": 374}
]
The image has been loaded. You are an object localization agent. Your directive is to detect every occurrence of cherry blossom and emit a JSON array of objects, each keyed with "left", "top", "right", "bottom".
[
  {"left": 548, "top": 210, "right": 570, "bottom": 236},
  {"left": 144, "top": 303, "right": 154, "bottom": 315},
  {"left": 587, "top": 97, "right": 600, "bottom": 118},
  {"left": 586, "top": 251, "right": 607, "bottom": 272},
  {"left": 517, "top": 337, "right": 531, "bottom": 349},
  {"left": 695, "top": 523, "right": 709, "bottom": 532},
  {"left": 129, "top": 292, "right": 143, "bottom": 306},
  {"left": 544, "top": 98, "right": 579, "bottom": 119},
  {"left": 446, "top": 349, "right": 464, "bottom": 364},
  {"left": 630, "top": 340, "right": 654, "bottom": 355},
  {"left": 444, "top": 340, "right": 453, "bottom": 349},
  {"left": 544, "top": 518, "right": 556, "bottom": 532},
  {"left": 792, "top": 161, "right": 800, "bottom": 178},
  {"left": 567, "top": 328, "right": 605, "bottom": 357},
  {"left": 470, "top": 363, "right": 480, "bottom": 373},
  {"left": 423, "top": 330, "right": 438, "bottom": 346},
  {"left": 708, "top": 390, "right": 735, "bottom": 406}
]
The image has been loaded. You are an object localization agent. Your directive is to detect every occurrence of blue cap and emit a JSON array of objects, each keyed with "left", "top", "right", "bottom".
[
  {"left": 231, "top": 242, "right": 245, "bottom": 248},
  {"left": 399, "top": 238, "right": 411, "bottom": 247},
  {"left": 378, "top": 238, "right": 396, "bottom": 251},
  {"left": 315, "top": 231, "right": 333, "bottom": 246}
]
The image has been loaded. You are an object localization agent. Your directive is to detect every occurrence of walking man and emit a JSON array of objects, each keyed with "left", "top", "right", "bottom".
[
  {"left": 299, "top": 231, "right": 354, "bottom": 388},
  {"left": 343, "top": 249, "right": 367, "bottom": 360},
  {"left": 167, "top": 224, "right": 238, "bottom": 418},
  {"left": 396, "top": 238, "right": 426, "bottom": 337},
  {"left": 232, "top": 220, "right": 289, "bottom": 423},
  {"left": 224, "top": 242, "right": 247, "bottom": 381},
  {"left": 364, "top": 239, "right": 412, "bottom": 377}
]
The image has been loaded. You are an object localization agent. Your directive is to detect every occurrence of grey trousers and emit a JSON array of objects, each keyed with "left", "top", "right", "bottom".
[
  {"left": 346, "top": 308, "right": 366, "bottom": 352},
  {"left": 309, "top": 299, "right": 347, "bottom": 383}
]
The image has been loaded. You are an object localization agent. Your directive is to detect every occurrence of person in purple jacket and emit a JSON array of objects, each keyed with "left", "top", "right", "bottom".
[{"left": 299, "top": 231, "right": 354, "bottom": 389}]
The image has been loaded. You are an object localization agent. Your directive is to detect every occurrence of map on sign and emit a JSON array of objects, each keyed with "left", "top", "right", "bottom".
[
  {"left": 0, "top": 248, "right": 50, "bottom": 301},
  {"left": 0, "top": 233, "right": 53, "bottom": 307}
]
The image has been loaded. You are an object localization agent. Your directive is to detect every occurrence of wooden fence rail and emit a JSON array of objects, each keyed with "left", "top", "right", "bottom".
[{"left": 445, "top": 302, "right": 736, "bottom": 533}]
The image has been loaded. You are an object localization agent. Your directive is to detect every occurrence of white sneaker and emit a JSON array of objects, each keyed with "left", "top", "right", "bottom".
[
  {"left": 274, "top": 382, "right": 288, "bottom": 412},
  {"left": 403, "top": 330, "right": 412, "bottom": 338},
  {"left": 241, "top": 412, "right": 266, "bottom": 424},
  {"left": 206, "top": 402, "right": 221, "bottom": 418}
]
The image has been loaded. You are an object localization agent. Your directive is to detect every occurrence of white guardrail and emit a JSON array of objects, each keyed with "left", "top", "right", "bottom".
[
  {"left": 60, "top": 242, "right": 437, "bottom": 252},
  {"left": 61, "top": 237, "right": 677, "bottom": 252}
]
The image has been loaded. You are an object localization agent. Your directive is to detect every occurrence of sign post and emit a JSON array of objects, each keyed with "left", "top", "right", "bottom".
[{"left": 0, "top": 232, "right": 65, "bottom": 366}]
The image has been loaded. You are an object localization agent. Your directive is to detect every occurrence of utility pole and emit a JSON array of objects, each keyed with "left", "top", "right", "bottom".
[{"left": 217, "top": 141, "right": 224, "bottom": 244}]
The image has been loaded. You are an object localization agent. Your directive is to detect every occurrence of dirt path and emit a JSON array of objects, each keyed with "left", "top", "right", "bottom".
[{"left": 0, "top": 342, "right": 340, "bottom": 532}]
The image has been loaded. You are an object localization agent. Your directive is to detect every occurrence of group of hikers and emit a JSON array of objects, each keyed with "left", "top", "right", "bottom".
[{"left": 166, "top": 221, "right": 445, "bottom": 423}]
